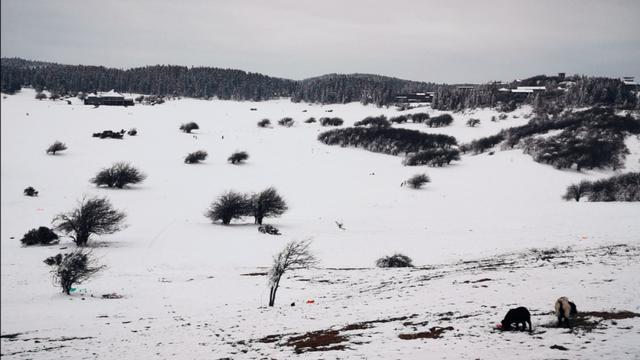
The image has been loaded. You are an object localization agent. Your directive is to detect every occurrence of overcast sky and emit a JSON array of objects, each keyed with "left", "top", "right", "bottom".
[{"left": 2, "top": 0, "right": 639, "bottom": 83}]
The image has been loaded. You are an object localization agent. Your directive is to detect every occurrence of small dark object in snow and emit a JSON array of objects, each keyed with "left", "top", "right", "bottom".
[
  {"left": 127, "top": 128, "right": 137, "bottom": 136},
  {"left": 24, "top": 186, "right": 39, "bottom": 197},
  {"left": 326, "top": 109, "right": 333, "bottom": 112},
  {"left": 500, "top": 306, "right": 532, "bottom": 332},
  {"left": 488, "top": 151, "right": 495, "bottom": 155},
  {"left": 250, "top": 108, "right": 257, "bottom": 111},
  {"left": 550, "top": 344, "right": 569, "bottom": 351},
  {"left": 376, "top": 253, "right": 413, "bottom": 268},
  {"left": 92, "top": 130, "right": 123, "bottom": 139},
  {"left": 258, "top": 224, "right": 281, "bottom": 235},
  {"left": 102, "top": 293, "right": 124, "bottom": 299},
  {"left": 291, "top": 302, "right": 295, "bottom": 307}
]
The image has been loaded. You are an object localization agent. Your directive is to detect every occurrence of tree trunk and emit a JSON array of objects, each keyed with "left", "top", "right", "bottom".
[{"left": 75, "top": 231, "right": 89, "bottom": 246}]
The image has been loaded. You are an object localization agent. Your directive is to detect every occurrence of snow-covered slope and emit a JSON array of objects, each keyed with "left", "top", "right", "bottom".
[{"left": 1, "top": 89, "right": 639, "bottom": 359}]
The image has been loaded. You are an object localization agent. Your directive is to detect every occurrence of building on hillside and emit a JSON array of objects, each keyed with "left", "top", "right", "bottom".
[
  {"left": 84, "top": 90, "right": 134, "bottom": 106},
  {"left": 395, "top": 92, "right": 434, "bottom": 103}
]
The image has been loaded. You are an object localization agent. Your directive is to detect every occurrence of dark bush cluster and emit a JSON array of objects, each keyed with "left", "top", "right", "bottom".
[
  {"left": 92, "top": 130, "right": 124, "bottom": 139},
  {"left": 46, "top": 141, "right": 67, "bottom": 154},
  {"left": 319, "top": 117, "right": 344, "bottom": 126},
  {"left": 24, "top": 186, "right": 38, "bottom": 196},
  {"left": 127, "top": 128, "right": 137, "bottom": 136},
  {"left": 376, "top": 253, "right": 413, "bottom": 268},
  {"left": 35, "top": 92, "right": 47, "bottom": 100},
  {"left": 406, "top": 173, "right": 430, "bottom": 189},
  {"left": 523, "top": 130, "right": 628, "bottom": 171},
  {"left": 388, "top": 115, "right": 408, "bottom": 124},
  {"left": 205, "top": 188, "right": 288, "bottom": 225},
  {"left": 21, "top": 226, "right": 59, "bottom": 246},
  {"left": 44, "top": 249, "right": 105, "bottom": 295},
  {"left": 403, "top": 148, "right": 460, "bottom": 167},
  {"left": 410, "top": 113, "right": 430, "bottom": 123},
  {"left": 304, "top": 117, "right": 317, "bottom": 123},
  {"left": 257, "top": 119, "right": 271, "bottom": 127},
  {"left": 228, "top": 151, "right": 249, "bottom": 164},
  {"left": 563, "top": 172, "right": 640, "bottom": 202},
  {"left": 425, "top": 114, "right": 453, "bottom": 127},
  {"left": 180, "top": 122, "right": 199, "bottom": 133},
  {"left": 278, "top": 117, "right": 294, "bottom": 127},
  {"left": 185, "top": 150, "right": 208, "bottom": 164},
  {"left": 355, "top": 115, "right": 391, "bottom": 128},
  {"left": 91, "top": 162, "right": 146, "bottom": 188},
  {"left": 318, "top": 127, "right": 457, "bottom": 157},
  {"left": 460, "top": 134, "right": 505, "bottom": 154}
]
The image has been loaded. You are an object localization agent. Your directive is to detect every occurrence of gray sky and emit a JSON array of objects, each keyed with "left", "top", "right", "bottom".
[{"left": 2, "top": 0, "right": 639, "bottom": 83}]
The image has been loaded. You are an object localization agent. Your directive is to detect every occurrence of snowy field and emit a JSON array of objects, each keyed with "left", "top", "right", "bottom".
[{"left": 1, "top": 89, "right": 639, "bottom": 359}]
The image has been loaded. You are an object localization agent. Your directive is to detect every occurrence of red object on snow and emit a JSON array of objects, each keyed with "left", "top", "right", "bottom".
[
  {"left": 496, "top": 323, "right": 503, "bottom": 329},
  {"left": 306, "top": 299, "right": 315, "bottom": 304}
]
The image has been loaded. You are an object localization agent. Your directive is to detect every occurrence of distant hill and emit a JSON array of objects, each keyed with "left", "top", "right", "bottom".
[
  {"left": 1, "top": 58, "right": 636, "bottom": 110},
  {"left": 0, "top": 58, "right": 438, "bottom": 106}
]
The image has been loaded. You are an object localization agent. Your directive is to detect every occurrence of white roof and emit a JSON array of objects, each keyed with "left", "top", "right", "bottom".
[{"left": 100, "top": 89, "right": 124, "bottom": 97}]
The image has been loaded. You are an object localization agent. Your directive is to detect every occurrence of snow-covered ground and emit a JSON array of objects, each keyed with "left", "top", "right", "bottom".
[{"left": 1, "top": 89, "right": 639, "bottom": 359}]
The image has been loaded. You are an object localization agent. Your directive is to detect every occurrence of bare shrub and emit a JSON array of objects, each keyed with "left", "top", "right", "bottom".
[
  {"left": 205, "top": 191, "right": 251, "bottom": 225},
  {"left": 46, "top": 141, "right": 67, "bottom": 155},
  {"left": 278, "top": 117, "right": 295, "bottom": 127},
  {"left": 180, "top": 122, "right": 199, "bottom": 133},
  {"left": 376, "top": 253, "right": 413, "bottom": 268},
  {"left": 406, "top": 173, "right": 430, "bottom": 189},
  {"left": 185, "top": 150, "right": 208, "bottom": 164},
  {"left": 44, "top": 249, "right": 105, "bottom": 295},
  {"left": 228, "top": 151, "right": 249, "bottom": 164},
  {"left": 257, "top": 119, "right": 271, "bottom": 128},
  {"left": 21, "top": 226, "right": 59, "bottom": 246},
  {"left": 91, "top": 162, "right": 146, "bottom": 188}
]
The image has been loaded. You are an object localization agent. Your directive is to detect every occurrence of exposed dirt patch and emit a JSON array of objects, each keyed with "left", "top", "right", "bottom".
[
  {"left": 550, "top": 344, "right": 569, "bottom": 351},
  {"left": 285, "top": 330, "right": 348, "bottom": 354},
  {"left": 240, "top": 272, "right": 267, "bottom": 276},
  {"left": 398, "top": 326, "right": 454, "bottom": 340},
  {"left": 582, "top": 311, "right": 640, "bottom": 320}
]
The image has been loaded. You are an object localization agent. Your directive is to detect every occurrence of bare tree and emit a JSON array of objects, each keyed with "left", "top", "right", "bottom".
[
  {"left": 251, "top": 187, "right": 288, "bottom": 225},
  {"left": 268, "top": 240, "right": 317, "bottom": 307},
  {"left": 44, "top": 249, "right": 105, "bottom": 295},
  {"left": 205, "top": 191, "right": 251, "bottom": 225},
  {"left": 53, "top": 196, "right": 126, "bottom": 246},
  {"left": 91, "top": 162, "right": 146, "bottom": 188}
]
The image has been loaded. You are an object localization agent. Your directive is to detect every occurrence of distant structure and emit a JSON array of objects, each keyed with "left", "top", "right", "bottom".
[
  {"left": 84, "top": 90, "right": 134, "bottom": 106},
  {"left": 395, "top": 92, "right": 434, "bottom": 103},
  {"left": 622, "top": 76, "right": 636, "bottom": 85}
]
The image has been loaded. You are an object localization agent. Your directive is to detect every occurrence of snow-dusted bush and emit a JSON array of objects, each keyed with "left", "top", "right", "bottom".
[
  {"left": 278, "top": 117, "right": 294, "bottom": 127},
  {"left": 355, "top": 115, "right": 391, "bottom": 128},
  {"left": 53, "top": 196, "right": 126, "bottom": 246},
  {"left": 21, "top": 226, "right": 59, "bottom": 246},
  {"left": 268, "top": 240, "right": 317, "bottom": 306},
  {"left": 258, "top": 224, "right": 281, "bottom": 235},
  {"left": 35, "top": 92, "right": 47, "bottom": 100},
  {"left": 403, "top": 148, "right": 460, "bottom": 167},
  {"left": 251, "top": 187, "right": 288, "bottom": 225},
  {"left": 406, "top": 173, "right": 430, "bottom": 189},
  {"left": 180, "top": 122, "right": 199, "bottom": 133},
  {"left": 257, "top": 119, "right": 271, "bottom": 128},
  {"left": 318, "top": 127, "right": 457, "bottom": 156},
  {"left": 46, "top": 141, "right": 67, "bottom": 155},
  {"left": 460, "top": 134, "right": 504, "bottom": 154},
  {"left": 91, "top": 162, "right": 146, "bottom": 188},
  {"left": 92, "top": 130, "right": 124, "bottom": 139},
  {"left": 228, "top": 151, "right": 249, "bottom": 164},
  {"left": 44, "top": 249, "right": 105, "bottom": 295},
  {"left": 205, "top": 191, "right": 252, "bottom": 225},
  {"left": 319, "top": 117, "right": 344, "bottom": 126},
  {"left": 304, "top": 117, "right": 317, "bottom": 123},
  {"left": 563, "top": 172, "right": 640, "bottom": 202},
  {"left": 23, "top": 186, "right": 38, "bottom": 197},
  {"left": 426, "top": 114, "right": 453, "bottom": 127},
  {"left": 376, "top": 253, "right": 413, "bottom": 268},
  {"left": 185, "top": 150, "right": 208, "bottom": 164},
  {"left": 562, "top": 181, "right": 592, "bottom": 202},
  {"left": 466, "top": 118, "right": 481, "bottom": 127}
]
